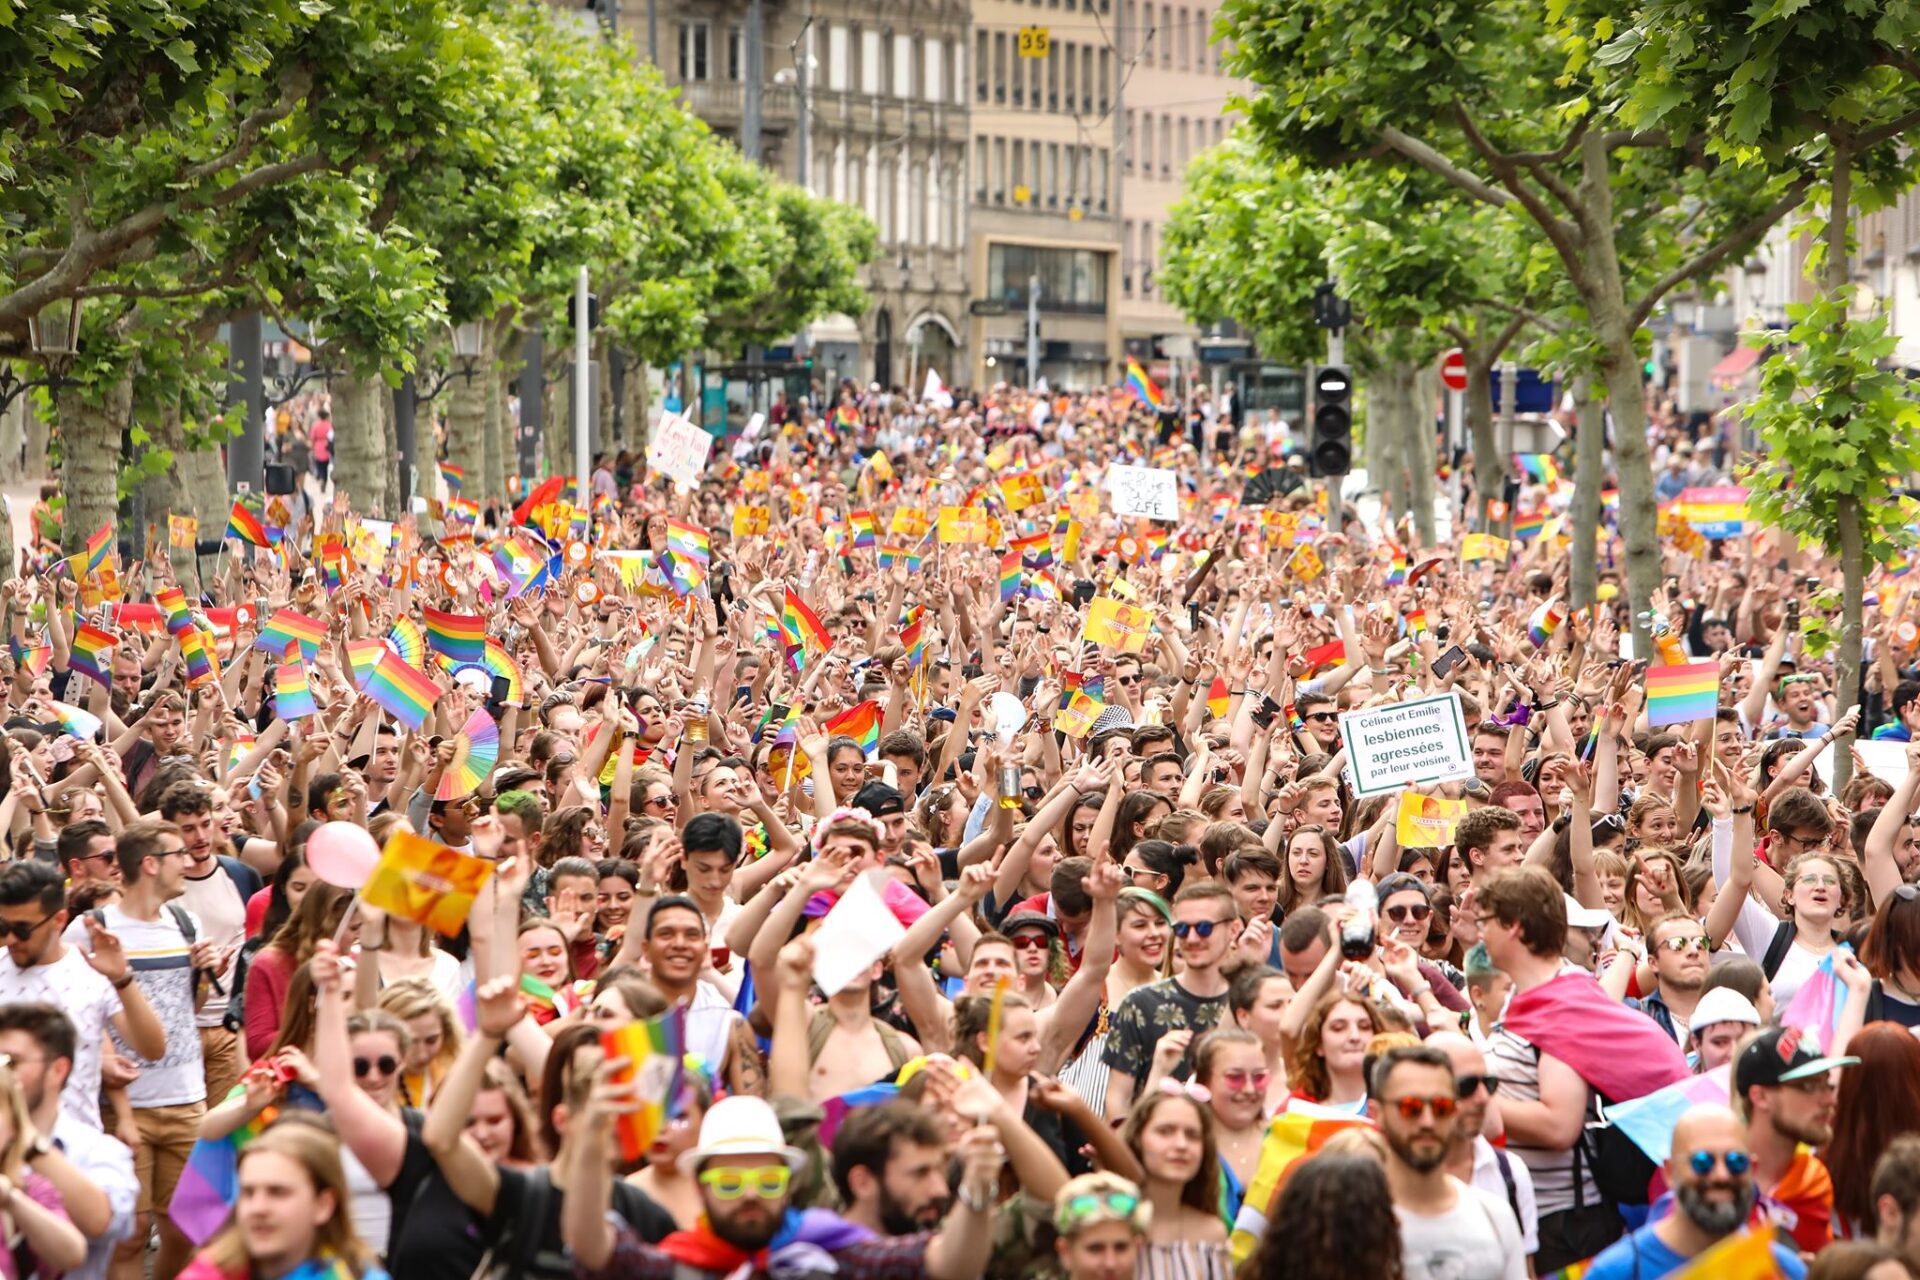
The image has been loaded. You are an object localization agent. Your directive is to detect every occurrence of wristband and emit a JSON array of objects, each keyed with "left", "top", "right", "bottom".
[
  {"left": 1731, "top": 804, "right": 1754, "bottom": 815},
  {"left": 111, "top": 973, "right": 133, "bottom": 991}
]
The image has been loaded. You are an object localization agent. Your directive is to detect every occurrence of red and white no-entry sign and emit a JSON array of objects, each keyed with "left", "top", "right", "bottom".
[{"left": 1440, "top": 348, "right": 1468, "bottom": 393}]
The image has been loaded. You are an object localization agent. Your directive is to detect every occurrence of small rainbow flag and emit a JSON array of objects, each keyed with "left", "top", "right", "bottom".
[
  {"left": 361, "top": 647, "right": 439, "bottom": 730},
  {"left": 877, "top": 544, "right": 922, "bottom": 572},
  {"left": 899, "top": 605, "right": 926, "bottom": 669},
  {"left": 68, "top": 622, "right": 117, "bottom": 687},
  {"left": 345, "top": 638, "right": 388, "bottom": 687},
  {"left": 11, "top": 639, "right": 50, "bottom": 680},
  {"left": 600, "top": 1008, "right": 687, "bottom": 1162},
  {"left": 1515, "top": 453, "right": 1561, "bottom": 487},
  {"left": 1528, "top": 597, "right": 1566, "bottom": 648},
  {"left": 1229, "top": 1102, "right": 1373, "bottom": 1262},
  {"left": 224, "top": 499, "right": 273, "bottom": 548},
  {"left": 1645, "top": 661, "right": 1721, "bottom": 728},
  {"left": 180, "top": 628, "right": 218, "bottom": 688},
  {"left": 275, "top": 660, "right": 319, "bottom": 720},
  {"left": 1125, "top": 357, "right": 1168, "bottom": 412},
  {"left": 421, "top": 607, "right": 486, "bottom": 665},
  {"left": 46, "top": 699, "right": 101, "bottom": 742},
  {"left": 156, "top": 586, "right": 194, "bottom": 638},
  {"left": 849, "top": 510, "right": 877, "bottom": 549},
  {"left": 999, "top": 550, "right": 1023, "bottom": 603},
  {"left": 439, "top": 462, "right": 465, "bottom": 493},
  {"left": 825, "top": 700, "right": 882, "bottom": 757},
  {"left": 1012, "top": 530, "right": 1053, "bottom": 569},
  {"left": 257, "top": 609, "right": 325, "bottom": 661},
  {"left": 84, "top": 522, "right": 113, "bottom": 575},
  {"left": 664, "top": 520, "right": 710, "bottom": 596},
  {"left": 493, "top": 534, "right": 544, "bottom": 597},
  {"left": 1512, "top": 509, "right": 1549, "bottom": 542},
  {"left": 1405, "top": 608, "right": 1428, "bottom": 638},
  {"left": 1207, "top": 676, "right": 1230, "bottom": 720},
  {"left": 781, "top": 587, "right": 831, "bottom": 672}
]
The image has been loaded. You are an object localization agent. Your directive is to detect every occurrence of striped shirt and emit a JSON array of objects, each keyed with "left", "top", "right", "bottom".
[{"left": 63, "top": 904, "right": 205, "bottom": 1107}]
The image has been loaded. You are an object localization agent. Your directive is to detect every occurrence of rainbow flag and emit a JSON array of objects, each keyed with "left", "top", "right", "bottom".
[
  {"left": 1528, "top": 597, "right": 1566, "bottom": 648},
  {"left": 899, "top": 605, "right": 926, "bottom": 669},
  {"left": 1645, "top": 660, "right": 1720, "bottom": 728},
  {"left": 1405, "top": 608, "right": 1428, "bottom": 639},
  {"left": 439, "top": 462, "right": 465, "bottom": 493},
  {"left": 1125, "top": 357, "right": 1168, "bottom": 411},
  {"left": 361, "top": 647, "right": 439, "bottom": 730},
  {"left": 180, "top": 628, "right": 218, "bottom": 688},
  {"left": 68, "top": 622, "right": 116, "bottom": 686},
  {"left": 421, "top": 607, "right": 485, "bottom": 665},
  {"left": 492, "top": 534, "right": 544, "bottom": 597},
  {"left": 780, "top": 587, "right": 831, "bottom": 672},
  {"left": 999, "top": 550, "right": 1023, "bottom": 603},
  {"left": 156, "top": 586, "right": 194, "bottom": 638},
  {"left": 1515, "top": 452, "right": 1560, "bottom": 487},
  {"left": 387, "top": 617, "right": 427, "bottom": 669},
  {"left": 345, "top": 637, "right": 388, "bottom": 687},
  {"left": 664, "top": 520, "right": 710, "bottom": 596},
  {"left": 224, "top": 499, "right": 273, "bottom": 548},
  {"left": 275, "top": 659, "right": 319, "bottom": 720},
  {"left": 257, "top": 609, "right": 325, "bottom": 661},
  {"left": 753, "top": 702, "right": 800, "bottom": 745},
  {"left": 825, "top": 700, "right": 881, "bottom": 757},
  {"left": 877, "top": 544, "right": 922, "bottom": 572},
  {"left": 601, "top": 1008, "right": 688, "bottom": 1162},
  {"left": 1229, "top": 1102, "right": 1373, "bottom": 1262},
  {"left": 1512, "top": 509, "right": 1549, "bottom": 542},
  {"left": 1207, "top": 676, "right": 1230, "bottom": 719},
  {"left": 11, "top": 639, "right": 50, "bottom": 680},
  {"left": 483, "top": 640, "right": 523, "bottom": 704},
  {"left": 84, "top": 521, "right": 113, "bottom": 575},
  {"left": 46, "top": 699, "right": 102, "bottom": 742},
  {"left": 168, "top": 1086, "right": 283, "bottom": 1244},
  {"left": 849, "top": 510, "right": 877, "bottom": 549},
  {"left": 1012, "top": 530, "right": 1052, "bottom": 569}
]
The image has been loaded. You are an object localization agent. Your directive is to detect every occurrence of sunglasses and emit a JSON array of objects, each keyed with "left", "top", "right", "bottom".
[
  {"left": 1058, "top": 1190, "right": 1141, "bottom": 1226},
  {"left": 1173, "top": 920, "right": 1222, "bottom": 939},
  {"left": 1115, "top": 674, "right": 1141, "bottom": 685},
  {"left": 1658, "top": 935, "right": 1712, "bottom": 953},
  {"left": 1384, "top": 902, "right": 1432, "bottom": 924},
  {"left": 1389, "top": 1095, "right": 1458, "bottom": 1120},
  {"left": 0, "top": 912, "right": 54, "bottom": 942},
  {"left": 645, "top": 795, "right": 677, "bottom": 809},
  {"left": 1304, "top": 712, "right": 1338, "bottom": 723},
  {"left": 1218, "top": 1068, "right": 1272, "bottom": 1092},
  {"left": 698, "top": 1166, "right": 792, "bottom": 1199},
  {"left": 1023, "top": 784, "right": 1046, "bottom": 800},
  {"left": 1454, "top": 1074, "right": 1500, "bottom": 1099},
  {"left": 1010, "top": 934, "right": 1051, "bottom": 951},
  {"left": 354, "top": 1055, "right": 399, "bottom": 1078},
  {"left": 1688, "top": 1149, "right": 1752, "bottom": 1177}
]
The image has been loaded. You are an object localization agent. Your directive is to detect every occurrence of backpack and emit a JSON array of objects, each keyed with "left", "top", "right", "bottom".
[
  {"left": 1490, "top": 1144, "right": 1523, "bottom": 1229},
  {"left": 467, "top": 1168, "right": 553, "bottom": 1280},
  {"left": 1760, "top": 919, "right": 1843, "bottom": 982},
  {"left": 807, "top": 1008, "right": 914, "bottom": 1074},
  {"left": 1530, "top": 1043, "right": 1656, "bottom": 1210}
]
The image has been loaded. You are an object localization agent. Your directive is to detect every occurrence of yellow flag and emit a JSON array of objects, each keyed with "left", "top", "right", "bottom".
[
  {"left": 1053, "top": 691, "right": 1105, "bottom": 737},
  {"left": 1396, "top": 793, "right": 1467, "bottom": 848},
  {"left": 998, "top": 472, "right": 1045, "bottom": 511},
  {"left": 1083, "top": 597, "right": 1154, "bottom": 653},
  {"left": 889, "top": 506, "right": 929, "bottom": 539},
  {"left": 1669, "top": 1229, "right": 1784, "bottom": 1280},
  {"left": 1061, "top": 520, "right": 1083, "bottom": 562},
  {"left": 1289, "top": 544, "right": 1325, "bottom": 582},
  {"left": 731, "top": 506, "right": 770, "bottom": 537},
  {"left": 1461, "top": 532, "right": 1510, "bottom": 563},
  {"left": 938, "top": 506, "right": 990, "bottom": 544},
  {"left": 362, "top": 832, "right": 496, "bottom": 937}
]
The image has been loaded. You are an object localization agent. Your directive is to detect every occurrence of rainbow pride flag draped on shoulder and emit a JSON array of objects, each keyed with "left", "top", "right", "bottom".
[
  {"left": 169, "top": 1089, "right": 282, "bottom": 1243},
  {"left": 1227, "top": 1100, "right": 1371, "bottom": 1262}
]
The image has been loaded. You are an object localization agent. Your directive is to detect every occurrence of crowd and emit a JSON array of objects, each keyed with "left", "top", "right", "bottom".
[{"left": 0, "top": 370, "right": 1916, "bottom": 1280}]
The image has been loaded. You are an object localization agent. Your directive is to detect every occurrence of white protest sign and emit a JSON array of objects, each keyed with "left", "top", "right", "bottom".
[
  {"left": 810, "top": 870, "right": 907, "bottom": 997},
  {"left": 1106, "top": 464, "right": 1180, "bottom": 520},
  {"left": 1338, "top": 692, "right": 1474, "bottom": 797},
  {"left": 742, "top": 412, "right": 767, "bottom": 440},
  {"left": 646, "top": 412, "right": 714, "bottom": 489},
  {"left": 1812, "top": 738, "right": 1910, "bottom": 791}
]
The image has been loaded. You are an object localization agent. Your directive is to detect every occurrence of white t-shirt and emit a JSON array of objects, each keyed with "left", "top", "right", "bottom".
[
  {"left": 62, "top": 905, "right": 205, "bottom": 1107},
  {"left": 180, "top": 864, "right": 247, "bottom": 1028},
  {"left": 53, "top": 1111, "right": 138, "bottom": 1280},
  {"left": 0, "top": 947, "right": 121, "bottom": 1127},
  {"left": 1470, "top": 1136, "right": 1540, "bottom": 1257},
  {"left": 1396, "top": 1177, "right": 1528, "bottom": 1280}
]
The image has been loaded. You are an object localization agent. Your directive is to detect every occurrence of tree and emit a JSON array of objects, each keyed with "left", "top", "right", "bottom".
[{"left": 1217, "top": 0, "right": 1812, "bottom": 650}]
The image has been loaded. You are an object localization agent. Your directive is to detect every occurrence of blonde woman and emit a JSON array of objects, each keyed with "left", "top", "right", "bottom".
[
  {"left": 178, "top": 1118, "right": 389, "bottom": 1280},
  {"left": 0, "top": 1060, "right": 84, "bottom": 1279},
  {"left": 377, "top": 979, "right": 462, "bottom": 1110}
]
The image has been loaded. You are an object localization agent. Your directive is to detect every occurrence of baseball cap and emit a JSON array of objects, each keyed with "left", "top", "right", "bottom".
[
  {"left": 1001, "top": 910, "right": 1061, "bottom": 940},
  {"left": 851, "top": 781, "right": 905, "bottom": 818},
  {"left": 1687, "top": 987, "right": 1763, "bottom": 1034},
  {"left": 1734, "top": 1025, "right": 1858, "bottom": 1093},
  {"left": 1562, "top": 894, "right": 1612, "bottom": 931}
]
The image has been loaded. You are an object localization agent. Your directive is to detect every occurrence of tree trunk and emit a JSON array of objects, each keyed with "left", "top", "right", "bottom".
[
  {"left": 621, "top": 358, "right": 651, "bottom": 463},
  {"left": 385, "top": 388, "right": 404, "bottom": 519},
  {"left": 1407, "top": 365, "right": 1438, "bottom": 548},
  {"left": 139, "top": 404, "right": 196, "bottom": 582},
  {"left": 56, "top": 375, "right": 132, "bottom": 557},
  {"left": 1829, "top": 141, "right": 1858, "bottom": 794},
  {"left": 24, "top": 396, "right": 48, "bottom": 480},
  {"left": 445, "top": 330, "right": 489, "bottom": 495},
  {"left": 0, "top": 397, "right": 25, "bottom": 485},
  {"left": 1465, "top": 351, "right": 1502, "bottom": 530},
  {"left": 596, "top": 337, "right": 615, "bottom": 458},
  {"left": 483, "top": 367, "right": 505, "bottom": 515},
  {"left": 173, "top": 421, "right": 230, "bottom": 591},
  {"left": 330, "top": 372, "right": 388, "bottom": 518},
  {"left": 1569, "top": 376, "right": 1605, "bottom": 610}
]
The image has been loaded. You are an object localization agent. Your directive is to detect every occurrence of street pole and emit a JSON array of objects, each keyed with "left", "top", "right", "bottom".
[
  {"left": 1325, "top": 327, "right": 1346, "bottom": 521},
  {"left": 742, "top": 0, "right": 764, "bottom": 162},
  {"left": 519, "top": 328, "right": 544, "bottom": 485},
  {"left": 393, "top": 375, "right": 416, "bottom": 510},
  {"left": 575, "top": 268, "right": 591, "bottom": 495},
  {"left": 227, "top": 310, "right": 265, "bottom": 494},
  {"left": 794, "top": 11, "right": 811, "bottom": 189},
  {"left": 647, "top": 0, "right": 657, "bottom": 62},
  {"left": 1026, "top": 274, "right": 1041, "bottom": 388},
  {"left": 1447, "top": 386, "right": 1465, "bottom": 532},
  {"left": 1498, "top": 360, "right": 1518, "bottom": 536}
]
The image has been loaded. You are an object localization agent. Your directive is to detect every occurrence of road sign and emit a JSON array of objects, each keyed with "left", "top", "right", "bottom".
[
  {"left": 1440, "top": 348, "right": 1468, "bottom": 393},
  {"left": 1017, "top": 26, "right": 1051, "bottom": 57}
]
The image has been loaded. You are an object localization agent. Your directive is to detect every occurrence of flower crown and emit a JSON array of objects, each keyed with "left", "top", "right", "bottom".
[{"left": 813, "top": 806, "right": 885, "bottom": 854}]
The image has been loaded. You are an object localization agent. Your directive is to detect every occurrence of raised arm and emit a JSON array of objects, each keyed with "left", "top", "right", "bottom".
[
  {"left": 308, "top": 942, "right": 409, "bottom": 1186},
  {"left": 1864, "top": 741, "right": 1920, "bottom": 905}
]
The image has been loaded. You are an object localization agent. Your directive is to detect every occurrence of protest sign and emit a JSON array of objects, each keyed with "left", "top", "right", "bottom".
[
  {"left": 812, "top": 871, "right": 908, "bottom": 996},
  {"left": 1083, "top": 597, "right": 1155, "bottom": 653},
  {"left": 646, "top": 412, "right": 713, "bottom": 488},
  {"left": 1339, "top": 693, "right": 1474, "bottom": 797},
  {"left": 1396, "top": 792, "right": 1467, "bottom": 847},
  {"left": 1107, "top": 464, "right": 1180, "bottom": 519},
  {"left": 362, "top": 831, "right": 496, "bottom": 936}
]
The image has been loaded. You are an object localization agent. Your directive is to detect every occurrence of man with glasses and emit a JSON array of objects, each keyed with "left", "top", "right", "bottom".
[
  {"left": 64, "top": 820, "right": 213, "bottom": 1280},
  {"left": 1735, "top": 1025, "right": 1857, "bottom": 1255},
  {"left": 1102, "top": 882, "right": 1237, "bottom": 1121},
  {"left": 0, "top": 860, "right": 166, "bottom": 1130},
  {"left": 1634, "top": 913, "right": 1713, "bottom": 1045},
  {"left": 1582, "top": 1104, "right": 1807, "bottom": 1279},
  {"left": 56, "top": 818, "right": 119, "bottom": 889},
  {"left": 1429, "top": 1032, "right": 1538, "bottom": 1260},
  {"left": 1371, "top": 1044, "right": 1526, "bottom": 1280}
]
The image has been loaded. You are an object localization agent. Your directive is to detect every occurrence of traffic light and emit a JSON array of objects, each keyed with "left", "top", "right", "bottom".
[{"left": 1310, "top": 365, "right": 1352, "bottom": 477}]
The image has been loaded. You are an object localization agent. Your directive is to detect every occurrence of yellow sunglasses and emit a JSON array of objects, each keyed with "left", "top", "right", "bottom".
[{"left": 698, "top": 1166, "right": 792, "bottom": 1200}]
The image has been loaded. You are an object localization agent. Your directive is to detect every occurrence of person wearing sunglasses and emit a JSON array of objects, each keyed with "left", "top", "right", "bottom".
[
  {"left": 1102, "top": 883, "right": 1239, "bottom": 1123},
  {"left": 1050, "top": 1171, "right": 1150, "bottom": 1280},
  {"left": 1370, "top": 1044, "right": 1527, "bottom": 1280},
  {"left": 1580, "top": 1104, "right": 1808, "bottom": 1280},
  {"left": 1633, "top": 914, "right": 1717, "bottom": 1047},
  {"left": 1428, "top": 1032, "right": 1538, "bottom": 1259},
  {"left": 1192, "top": 1027, "right": 1270, "bottom": 1226}
]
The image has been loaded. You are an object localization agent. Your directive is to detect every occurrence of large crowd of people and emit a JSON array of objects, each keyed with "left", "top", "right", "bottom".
[{"left": 0, "top": 374, "right": 1914, "bottom": 1280}]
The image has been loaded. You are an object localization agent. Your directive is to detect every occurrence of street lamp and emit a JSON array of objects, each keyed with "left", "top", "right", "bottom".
[
  {"left": 451, "top": 321, "right": 484, "bottom": 382},
  {"left": 0, "top": 295, "right": 88, "bottom": 414}
]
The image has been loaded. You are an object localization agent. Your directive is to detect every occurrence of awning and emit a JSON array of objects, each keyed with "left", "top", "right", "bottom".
[
  {"left": 1710, "top": 345, "right": 1762, "bottom": 383},
  {"left": 805, "top": 314, "right": 862, "bottom": 344}
]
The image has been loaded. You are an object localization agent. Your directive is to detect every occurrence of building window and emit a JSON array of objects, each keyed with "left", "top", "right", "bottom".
[
  {"left": 1141, "top": 221, "right": 1154, "bottom": 296},
  {"left": 860, "top": 28, "right": 880, "bottom": 95},
  {"left": 1011, "top": 38, "right": 1024, "bottom": 106},
  {"left": 1096, "top": 148, "right": 1110, "bottom": 210},
  {"left": 1125, "top": 111, "right": 1136, "bottom": 171},
  {"left": 994, "top": 32, "right": 1007, "bottom": 103},
  {"left": 827, "top": 24, "right": 848, "bottom": 92},
  {"left": 1177, "top": 8, "right": 1189, "bottom": 68},
  {"left": 1066, "top": 145, "right": 1080, "bottom": 208},
  {"left": 724, "top": 26, "right": 740, "bottom": 80},
  {"left": 1046, "top": 142, "right": 1060, "bottom": 207},
  {"left": 993, "top": 137, "right": 1006, "bottom": 203},
  {"left": 1011, "top": 137, "right": 1025, "bottom": 200},
  {"left": 1081, "top": 45, "right": 1093, "bottom": 111},
  {"left": 678, "top": 22, "right": 710, "bottom": 81},
  {"left": 1162, "top": 5, "right": 1174, "bottom": 66},
  {"left": 1123, "top": 220, "right": 1135, "bottom": 295},
  {"left": 1099, "top": 48, "right": 1111, "bottom": 113},
  {"left": 1177, "top": 117, "right": 1188, "bottom": 168},
  {"left": 975, "top": 136, "right": 988, "bottom": 201},
  {"left": 1048, "top": 41, "right": 1061, "bottom": 111},
  {"left": 901, "top": 34, "right": 920, "bottom": 98},
  {"left": 1141, "top": 110, "right": 1154, "bottom": 172},
  {"left": 878, "top": 159, "right": 895, "bottom": 241},
  {"left": 987, "top": 244, "right": 1112, "bottom": 312},
  {"left": 1160, "top": 115, "right": 1171, "bottom": 175}
]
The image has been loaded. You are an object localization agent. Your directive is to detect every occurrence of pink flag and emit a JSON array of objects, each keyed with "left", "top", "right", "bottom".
[{"left": 1503, "top": 970, "right": 1690, "bottom": 1102}]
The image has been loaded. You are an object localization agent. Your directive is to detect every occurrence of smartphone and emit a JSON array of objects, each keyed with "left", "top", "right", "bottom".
[
  {"left": 1433, "top": 645, "right": 1468, "bottom": 679},
  {"left": 1251, "top": 696, "right": 1279, "bottom": 730}
]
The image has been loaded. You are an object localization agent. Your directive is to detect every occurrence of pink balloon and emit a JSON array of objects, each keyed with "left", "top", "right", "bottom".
[{"left": 306, "top": 821, "right": 380, "bottom": 889}]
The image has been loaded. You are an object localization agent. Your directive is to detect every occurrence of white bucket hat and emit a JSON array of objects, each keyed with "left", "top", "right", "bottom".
[{"left": 677, "top": 1095, "right": 809, "bottom": 1175}]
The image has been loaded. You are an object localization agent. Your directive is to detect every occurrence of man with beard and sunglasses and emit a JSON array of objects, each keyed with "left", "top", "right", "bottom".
[
  {"left": 1428, "top": 1032, "right": 1539, "bottom": 1260},
  {"left": 1582, "top": 1105, "right": 1807, "bottom": 1279},
  {"left": 1371, "top": 1044, "right": 1527, "bottom": 1280}
]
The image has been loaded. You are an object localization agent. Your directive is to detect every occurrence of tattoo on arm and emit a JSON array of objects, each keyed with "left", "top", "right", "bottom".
[{"left": 728, "top": 1016, "right": 767, "bottom": 1097}]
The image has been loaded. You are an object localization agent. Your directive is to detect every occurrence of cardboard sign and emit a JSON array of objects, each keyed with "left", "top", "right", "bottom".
[
  {"left": 1083, "top": 597, "right": 1155, "bottom": 653},
  {"left": 646, "top": 412, "right": 713, "bottom": 489},
  {"left": 1106, "top": 464, "right": 1180, "bottom": 520},
  {"left": 1338, "top": 692, "right": 1474, "bottom": 797},
  {"left": 362, "top": 831, "right": 496, "bottom": 936},
  {"left": 1396, "top": 792, "right": 1467, "bottom": 848}
]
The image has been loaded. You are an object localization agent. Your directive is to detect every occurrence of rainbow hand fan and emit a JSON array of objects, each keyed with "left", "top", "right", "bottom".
[{"left": 435, "top": 707, "right": 500, "bottom": 800}]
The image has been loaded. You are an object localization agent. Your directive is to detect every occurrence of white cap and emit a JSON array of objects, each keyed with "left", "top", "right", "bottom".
[
  {"left": 1688, "top": 986, "right": 1763, "bottom": 1034},
  {"left": 677, "top": 1095, "right": 808, "bottom": 1175},
  {"left": 1562, "top": 894, "right": 1612, "bottom": 931}
]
